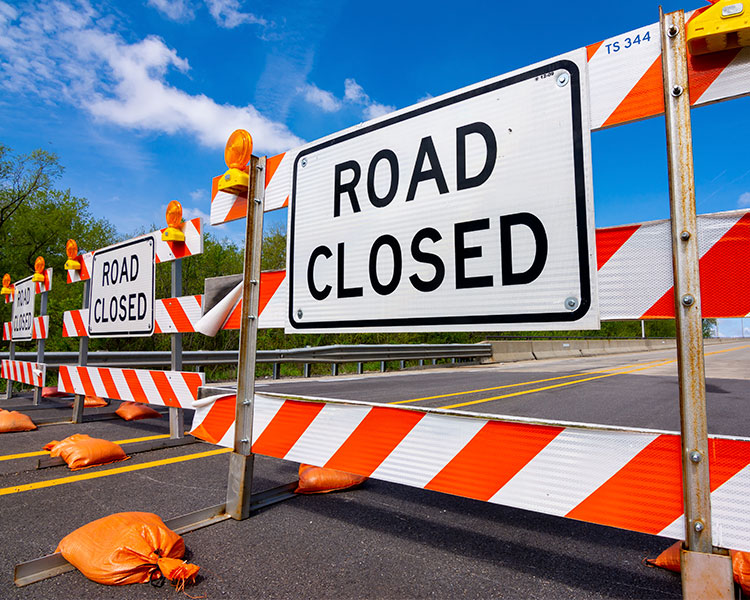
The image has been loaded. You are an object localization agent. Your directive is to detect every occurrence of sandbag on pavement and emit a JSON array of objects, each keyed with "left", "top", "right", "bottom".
[
  {"left": 45, "top": 434, "right": 129, "bottom": 470},
  {"left": 116, "top": 402, "right": 162, "bottom": 421},
  {"left": 56, "top": 512, "right": 199, "bottom": 588},
  {"left": 68, "top": 395, "right": 108, "bottom": 408},
  {"left": 295, "top": 463, "right": 367, "bottom": 494},
  {"left": 0, "top": 408, "right": 36, "bottom": 432}
]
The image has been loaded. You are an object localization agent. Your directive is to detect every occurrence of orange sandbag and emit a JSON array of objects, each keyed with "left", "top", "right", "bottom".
[
  {"left": 295, "top": 463, "right": 367, "bottom": 494},
  {"left": 116, "top": 402, "right": 162, "bottom": 421},
  {"left": 56, "top": 512, "right": 199, "bottom": 588},
  {"left": 42, "top": 386, "right": 70, "bottom": 398},
  {"left": 69, "top": 395, "right": 108, "bottom": 408},
  {"left": 649, "top": 541, "right": 750, "bottom": 593},
  {"left": 0, "top": 409, "right": 36, "bottom": 432},
  {"left": 47, "top": 434, "right": 129, "bottom": 470}
]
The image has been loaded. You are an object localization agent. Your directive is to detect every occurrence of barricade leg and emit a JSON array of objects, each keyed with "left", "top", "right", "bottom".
[
  {"left": 660, "top": 9, "right": 733, "bottom": 596},
  {"left": 170, "top": 259, "right": 185, "bottom": 439}
]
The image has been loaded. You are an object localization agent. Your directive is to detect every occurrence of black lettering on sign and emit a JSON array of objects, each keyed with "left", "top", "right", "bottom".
[
  {"left": 409, "top": 227, "right": 445, "bottom": 293},
  {"left": 334, "top": 161, "right": 361, "bottom": 217},
  {"left": 138, "top": 293, "right": 147, "bottom": 319},
  {"left": 366, "top": 149, "right": 399, "bottom": 208},
  {"left": 337, "top": 242, "right": 363, "bottom": 298},
  {"left": 369, "top": 234, "right": 402, "bottom": 296},
  {"left": 307, "top": 246, "right": 333, "bottom": 301},
  {"left": 455, "top": 218, "right": 494, "bottom": 289},
  {"left": 456, "top": 122, "right": 497, "bottom": 191},
  {"left": 500, "top": 212, "right": 548, "bottom": 286},
  {"left": 406, "top": 136, "right": 448, "bottom": 202}
]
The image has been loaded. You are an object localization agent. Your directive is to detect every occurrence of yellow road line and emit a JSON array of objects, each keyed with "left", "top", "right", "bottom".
[
  {"left": 0, "top": 434, "right": 170, "bottom": 462},
  {"left": 389, "top": 357, "right": 672, "bottom": 406},
  {"left": 0, "top": 447, "right": 231, "bottom": 496},
  {"left": 439, "top": 360, "right": 675, "bottom": 410}
]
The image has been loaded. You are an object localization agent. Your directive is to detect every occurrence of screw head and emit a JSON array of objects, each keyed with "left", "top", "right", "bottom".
[
  {"left": 671, "top": 85, "right": 683, "bottom": 97},
  {"left": 689, "top": 450, "right": 702, "bottom": 463},
  {"left": 694, "top": 520, "right": 705, "bottom": 533},
  {"left": 301, "top": 158, "right": 308, "bottom": 168},
  {"left": 565, "top": 297, "right": 579, "bottom": 311},
  {"left": 681, "top": 294, "right": 695, "bottom": 307},
  {"left": 556, "top": 72, "right": 569, "bottom": 87},
  {"left": 297, "top": 308, "right": 303, "bottom": 319},
  {"left": 680, "top": 231, "right": 691, "bottom": 241},
  {"left": 668, "top": 25, "right": 679, "bottom": 38}
]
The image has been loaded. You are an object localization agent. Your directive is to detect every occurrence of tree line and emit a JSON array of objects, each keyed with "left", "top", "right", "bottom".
[{"left": 1, "top": 143, "right": 707, "bottom": 363}]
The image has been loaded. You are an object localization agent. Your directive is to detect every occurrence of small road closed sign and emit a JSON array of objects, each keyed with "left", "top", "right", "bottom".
[
  {"left": 88, "top": 237, "right": 155, "bottom": 337},
  {"left": 288, "top": 49, "right": 598, "bottom": 333},
  {"left": 11, "top": 276, "right": 35, "bottom": 341}
]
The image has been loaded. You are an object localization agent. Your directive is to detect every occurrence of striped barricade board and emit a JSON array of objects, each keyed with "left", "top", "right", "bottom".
[
  {"left": 57, "top": 366, "right": 204, "bottom": 408},
  {"left": 1, "top": 360, "right": 46, "bottom": 387},
  {"left": 190, "top": 391, "right": 750, "bottom": 553},
  {"left": 2, "top": 316, "right": 49, "bottom": 341},
  {"left": 66, "top": 218, "right": 203, "bottom": 283},
  {"left": 210, "top": 7, "right": 750, "bottom": 225}
]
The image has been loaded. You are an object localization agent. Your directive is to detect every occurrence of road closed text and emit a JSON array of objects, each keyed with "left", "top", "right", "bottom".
[
  {"left": 289, "top": 56, "right": 597, "bottom": 331},
  {"left": 88, "top": 237, "right": 155, "bottom": 337}
]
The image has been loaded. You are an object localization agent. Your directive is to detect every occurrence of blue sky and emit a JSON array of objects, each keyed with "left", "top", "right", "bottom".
[{"left": 1, "top": 0, "right": 749, "bottom": 333}]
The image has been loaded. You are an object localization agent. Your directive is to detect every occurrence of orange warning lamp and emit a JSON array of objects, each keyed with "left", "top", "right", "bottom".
[
  {"left": 687, "top": 0, "right": 750, "bottom": 55},
  {"left": 32, "top": 256, "right": 45, "bottom": 283},
  {"left": 64, "top": 239, "right": 81, "bottom": 271},
  {"left": 1, "top": 273, "right": 12, "bottom": 297},
  {"left": 162, "top": 200, "right": 186, "bottom": 242},
  {"left": 217, "top": 129, "right": 253, "bottom": 195}
]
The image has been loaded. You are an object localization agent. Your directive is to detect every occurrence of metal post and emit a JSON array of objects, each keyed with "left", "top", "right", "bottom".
[
  {"left": 32, "top": 291, "right": 48, "bottom": 405},
  {"left": 380, "top": 360, "right": 386, "bottom": 372},
  {"left": 169, "top": 259, "right": 184, "bottom": 439},
  {"left": 660, "top": 9, "right": 733, "bottom": 598},
  {"left": 71, "top": 280, "right": 89, "bottom": 424},
  {"left": 304, "top": 363, "right": 311, "bottom": 378},
  {"left": 226, "top": 156, "right": 265, "bottom": 521},
  {"left": 357, "top": 362, "right": 363, "bottom": 374},
  {"left": 5, "top": 340, "right": 14, "bottom": 399},
  {"left": 641, "top": 320, "right": 646, "bottom": 339},
  {"left": 272, "top": 363, "right": 280, "bottom": 380},
  {"left": 331, "top": 363, "right": 338, "bottom": 376}
]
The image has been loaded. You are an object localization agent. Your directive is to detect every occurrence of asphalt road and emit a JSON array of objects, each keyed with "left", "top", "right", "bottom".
[{"left": 0, "top": 341, "right": 747, "bottom": 599}]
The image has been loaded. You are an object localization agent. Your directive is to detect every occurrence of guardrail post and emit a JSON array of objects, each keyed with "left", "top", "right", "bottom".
[
  {"left": 357, "top": 362, "right": 363, "bottom": 374},
  {"left": 380, "top": 360, "right": 386, "bottom": 372},
  {"left": 304, "top": 363, "right": 311, "bottom": 377},
  {"left": 71, "top": 280, "right": 89, "bottom": 424},
  {"left": 226, "top": 156, "right": 265, "bottom": 520},
  {"left": 32, "top": 289, "right": 48, "bottom": 405},
  {"left": 272, "top": 363, "right": 280, "bottom": 380},
  {"left": 660, "top": 9, "right": 733, "bottom": 598},
  {"left": 331, "top": 363, "right": 338, "bottom": 376},
  {"left": 169, "top": 259, "right": 185, "bottom": 439}
]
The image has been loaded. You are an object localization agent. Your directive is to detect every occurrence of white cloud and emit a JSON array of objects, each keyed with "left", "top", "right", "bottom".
[
  {"left": 300, "top": 77, "right": 395, "bottom": 120},
  {"left": 204, "top": 0, "right": 265, "bottom": 28},
  {"left": 0, "top": 1, "right": 301, "bottom": 153},
  {"left": 300, "top": 83, "right": 342, "bottom": 112},
  {"left": 147, "top": 0, "right": 194, "bottom": 22},
  {"left": 189, "top": 188, "right": 207, "bottom": 203},
  {"left": 739, "top": 192, "right": 750, "bottom": 208}
]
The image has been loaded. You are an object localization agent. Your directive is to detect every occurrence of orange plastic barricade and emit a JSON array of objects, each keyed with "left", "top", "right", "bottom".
[
  {"left": 295, "top": 463, "right": 367, "bottom": 494},
  {"left": 45, "top": 434, "right": 128, "bottom": 470},
  {"left": 56, "top": 512, "right": 199, "bottom": 588},
  {"left": 0, "top": 408, "right": 36, "bottom": 432},
  {"left": 115, "top": 402, "right": 162, "bottom": 421},
  {"left": 648, "top": 541, "right": 750, "bottom": 594}
]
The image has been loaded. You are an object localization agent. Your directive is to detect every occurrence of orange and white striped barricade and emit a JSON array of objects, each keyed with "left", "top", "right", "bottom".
[
  {"left": 2, "top": 263, "right": 53, "bottom": 405},
  {"left": 60, "top": 216, "right": 205, "bottom": 433}
]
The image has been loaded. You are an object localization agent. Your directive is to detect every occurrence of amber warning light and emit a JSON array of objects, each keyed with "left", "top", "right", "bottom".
[
  {"left": 32, "top": 256, "right": 45, "bottom": 283},
  {"left": 217, "top": 129, "right": 253, "bottom": 195},
  {"left": 1, "top": 273, "right": 12, "bottom": 296},
  {"left": 65, "top": 239, "right": 81, "bottom": 271},
  {"left": 162, "top": 200, "right": 185, "bottom": 242}
]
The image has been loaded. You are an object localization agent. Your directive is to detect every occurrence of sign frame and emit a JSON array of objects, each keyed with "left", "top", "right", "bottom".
[
  {"left": 88, "top": 236, "right": 156, "bottom": 338},
  {"left": 288, "top": 55, "right": 596, "bottom": 332}
]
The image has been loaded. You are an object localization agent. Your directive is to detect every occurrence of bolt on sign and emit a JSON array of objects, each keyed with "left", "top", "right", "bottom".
[
  {"left": 288, "top": 49, "right": 598, "bottom": 333},
  {"left": 11, "top": 276, "right": 35, "bottom": 341},
  {"left": 88, "top": 237, "right": 155, "bottom": 337}
]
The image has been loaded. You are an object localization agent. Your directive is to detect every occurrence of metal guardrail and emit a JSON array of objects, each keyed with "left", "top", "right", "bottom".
[{"left": 0, "top": 344, "right": 492, "bottom": 377}]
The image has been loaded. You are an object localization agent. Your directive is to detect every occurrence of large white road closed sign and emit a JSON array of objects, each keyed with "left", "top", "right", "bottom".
[
  {"left": 88, "top": 237, "right": 155, "bottom": 337},
  {"left": 288, "top": 49, "right": 598, "bottom": 333},
  {"left": 11, "top": 276, "right": 35, "bottom": 341}
]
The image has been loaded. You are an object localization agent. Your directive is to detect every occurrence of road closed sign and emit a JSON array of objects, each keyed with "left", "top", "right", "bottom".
[
  {"left": 287, "top": 49, "right": 598, "bottom": 333},
  {"left": 88, "top": 237, "right": 155, "bottom": 337},
  {"left": 11, "top": 277, "right": 35, "bottom": 341}
]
